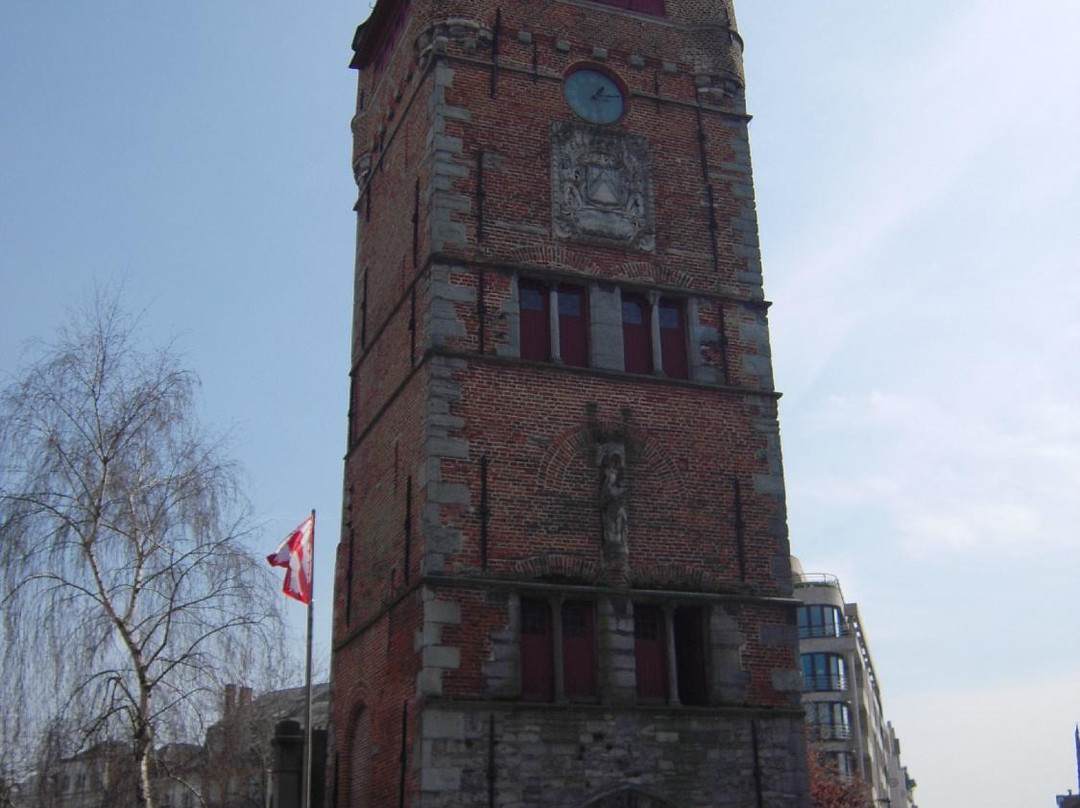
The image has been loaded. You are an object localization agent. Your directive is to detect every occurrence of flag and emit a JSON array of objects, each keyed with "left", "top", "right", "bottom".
[{"left": 267, "top": 515, "right": 314, "bottom": 604}]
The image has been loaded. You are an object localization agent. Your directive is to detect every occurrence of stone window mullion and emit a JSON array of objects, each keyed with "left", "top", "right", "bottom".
[
  {"left": 648, "top": 290, "right": 663, "bottom": 375},
  {"left": 548, "top": 286, "right": 562, "bottom": 363},
  {"left": 552, "top": 595, "right": 566, "bottom": 702},
  {"left": 663, "top": 604, "right": 680, "bottom": 706}
]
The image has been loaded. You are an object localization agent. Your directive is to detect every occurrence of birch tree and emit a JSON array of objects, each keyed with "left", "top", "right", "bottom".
[{"left": 0, "top": 293, "right": 283, "bottom": 808}]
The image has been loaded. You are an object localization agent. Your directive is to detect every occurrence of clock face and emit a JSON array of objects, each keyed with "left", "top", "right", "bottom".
[{"left": 564, "top": 68, "right": 625, "bottom": 125}]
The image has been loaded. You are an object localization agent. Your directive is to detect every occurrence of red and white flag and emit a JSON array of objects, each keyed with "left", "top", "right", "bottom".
[{"left": 267, "top": 515, "right": 314, "bottom": 604}]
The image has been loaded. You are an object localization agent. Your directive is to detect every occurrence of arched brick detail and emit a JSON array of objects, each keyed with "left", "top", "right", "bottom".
[
  {"left": 629, "top": 561, "right": 729, "bottom": 592},
  {"left": 509, "top": 553, "right": 602, "bottom": 584},
  {"left": 508, "top": 243, "right": 602, "bottom": 277},
  {"left": 613, "top": 261, "right": 696, "bottom": 291},
  {"left": 654, "top": 265, "right": 695, "bottom": 289},
  {"left": 614, "top": 260, "right": 656, "bottom": 284},
  {"left": 538, "top": 421, "right": 684, "bottom": 499},
  {"left": 331, "top": 677, "right": 374, "bottom": 808}
]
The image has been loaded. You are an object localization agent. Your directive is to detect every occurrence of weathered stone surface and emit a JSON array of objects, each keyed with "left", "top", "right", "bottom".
[{"left": 551, "top": 122, "right": 655, "bottom": 252}]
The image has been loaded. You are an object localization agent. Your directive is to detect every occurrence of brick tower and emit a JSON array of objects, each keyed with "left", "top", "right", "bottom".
[{"left": 330, "top": 0, "right": 809, "bottom": 806}]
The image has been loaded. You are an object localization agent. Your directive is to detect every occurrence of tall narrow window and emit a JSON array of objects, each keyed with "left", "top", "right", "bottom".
[
  {"left": 622, "top": 294, "right": 652, "bottom": 374},
  {"left": 806, "top": 701, "right": 852, "bottom": 740},
  {"left": 801, "top": 653, "right": 847, "bottom": 692},
  {"left": 558, "top": 286, "right": 588, "bottom": 367},
  {"left": 673, "top": 606, "right": 708, "bottom": 705},
  {"left": 561, "top": 601, "right": 596, "bottom": 700},
  {"left": 520, "top": 599, "right": 554, "bottom": 701},
  {"left": 658, "top": 298, "right": 688, "bottom": 380},
  {"left": 634, "top": 604, "right": 667, "bottom": 703},
  {"left": 797, "top": 605, "right": 843, "bottom": 639},
  {"left": 519, "top": 281, "right": 551, "bottom": 362}
]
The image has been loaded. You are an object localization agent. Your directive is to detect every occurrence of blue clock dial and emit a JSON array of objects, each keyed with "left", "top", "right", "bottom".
[{"left": 564, "top": 69, "right": 625, "bottom": 124}]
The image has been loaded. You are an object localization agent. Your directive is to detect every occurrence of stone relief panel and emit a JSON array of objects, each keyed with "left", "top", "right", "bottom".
[{"left": 551, "top": 122, "right": 655, "bottom": 252}]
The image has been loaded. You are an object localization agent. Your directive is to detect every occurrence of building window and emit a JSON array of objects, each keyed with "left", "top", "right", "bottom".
[
  {"left": 797, "top": 605, "right": 844, "bottom": 639},
  {"left": 658, "top": 297, "right": 688, "bottom": 380},
  {"left": 805, "top": 701, "right": 852, "bottom": 740},
  {"left": 519, "top": 280, "right": 551, "bottom": 362},
  {"left": 520, "top": 598, "right": 596, "bottom": 702},
  {"left": 801, "top": 652, "right": 847, "bottom": 692},
  {"left": 622, "top": 294, "right": 652, "bottom": 374},
  {"left": 558, "top": 287, "right": 589, "bottom": 367},
  {"left": 521, "top": 599, "right": 554, "bottom": 701},
  {"left": 834, "top": 751, "right": 856, "bottom": 778},
  {"left": 673, "top": 606, "right": 708, "bottom": 705},
  {"left": 561, "top": 601, "right": 596, "bottom": 700},
  {"left": 634, "top": 604, "right": 667, "bottom": 703},
  {"left": 633, "top": 604, "right": 710, "bottom": 705},
  {"left": 519, "top": 279, "right": 588, "bottom": 366},
  {"left": 587, "top": 0, "right": 666, "bottom": 15}
]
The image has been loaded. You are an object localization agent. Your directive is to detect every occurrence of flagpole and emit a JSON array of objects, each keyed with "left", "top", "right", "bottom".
[{"left": 303, "top": 508, "right": 316, "bottom": 808}]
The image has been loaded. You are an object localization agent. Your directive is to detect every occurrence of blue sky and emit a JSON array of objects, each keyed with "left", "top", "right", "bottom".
[{"left": 1, "top": 1, "right": 1077, "bottom": 805}]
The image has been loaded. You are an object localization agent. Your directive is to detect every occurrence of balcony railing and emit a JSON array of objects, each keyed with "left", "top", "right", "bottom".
[
  {"left": 803, "top": 674, "right": 848, "bottom": 692},
  {"left": 807, "top": 724, "right": 854, "bottom": 741},
  {"left": 798, "top": 623, "right": 850, "bottom": 640},
  {"left": 794, "top": 573, "right": 841, "bottom": 588}
]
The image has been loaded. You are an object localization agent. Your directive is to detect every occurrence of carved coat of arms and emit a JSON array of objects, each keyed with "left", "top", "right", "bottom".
[{"left": 551, "top": 122, "right": 655, "bottom": 251}]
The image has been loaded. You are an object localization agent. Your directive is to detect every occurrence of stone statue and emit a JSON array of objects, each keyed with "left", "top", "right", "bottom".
[{"left": 598, "top": 445, "right": 629, "bottom": 557}]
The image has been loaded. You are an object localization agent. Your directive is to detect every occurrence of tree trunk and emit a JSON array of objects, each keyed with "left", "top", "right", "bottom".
[{"left": 134, "top": 719, "right": 155, "bottom": 808}]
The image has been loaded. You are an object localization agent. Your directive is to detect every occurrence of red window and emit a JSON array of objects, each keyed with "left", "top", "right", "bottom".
[
  {"left": 521, "top": 599, "right": 554, "bottom": 701},
  {"left": 589, "top": 0, "right": 666, "bottom": 15},
  {"left": 674, "top": 607, "right": 708, "bottom": 706},
  {"left": 519, "top": 281, "right": 551, "bottom": 362},
  {"left": 634, "top": 604, "right": 667, "bottom": 703},
  {"left": 622, "top": 294, "right": 652, "bottom": 374},
  {"left": 659, "top": 299, "right": 688, "bottom": 380},
  {"left": 562, "top": 601, "right": 596, "bottom": 700},
  {"left": 558, "top": 286, "right": 588, "bottom": 367}
]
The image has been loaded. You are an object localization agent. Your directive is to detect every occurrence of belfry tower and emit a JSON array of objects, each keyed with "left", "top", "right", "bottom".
[{"left": 331, "top": 0, "right": 809, "bottom": 806}]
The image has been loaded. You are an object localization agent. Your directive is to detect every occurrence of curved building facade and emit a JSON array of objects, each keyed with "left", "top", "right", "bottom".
[{"left": 792, "top": 558, "right": 917, "bottom": 808}]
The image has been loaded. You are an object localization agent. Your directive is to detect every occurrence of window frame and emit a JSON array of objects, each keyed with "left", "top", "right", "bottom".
[
  {"left": 801, "top": 652, "right": 847, "bottom": 692},
  {"left": 796, "top": 604, "right": 844, "bottom": 639},
  {"left": 633, "top": 603, "right": 668, "bottom": 703},
  {"left": 805, "top": 700, "right": 852, "bottom": 740},
  {"left": 621, "top": 293, "right": 653, "bottom": 375},
  {"left": 673, "top": 605, "right": 708, "bottom": 706},
  {"left": 557, "top": 285, "right": 589, "bottom": 367},
  {"left": 519, "top": 279, "right": 552, "bottom": 362},
  {"left": 561, "top": 600, "right": 597, "bottom": 701},
  {"left": 658, "top": 296, "right": 689, "bottom": 380},
  {"left": 520, "top": 598, "right": 555, "bottom": 702}
]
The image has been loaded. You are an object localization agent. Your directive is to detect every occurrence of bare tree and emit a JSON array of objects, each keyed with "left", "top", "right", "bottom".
[{"left": 0, "top": 292, "right": 283, "bottom": 808}]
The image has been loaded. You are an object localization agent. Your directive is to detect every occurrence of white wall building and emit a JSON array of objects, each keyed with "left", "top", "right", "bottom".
[{"left": 792, "top": 558, "right": 917, "bottom": 808}]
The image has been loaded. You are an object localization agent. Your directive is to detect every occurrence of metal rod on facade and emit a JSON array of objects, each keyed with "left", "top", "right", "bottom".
[{"left": 303, "top": 509, "right": 316, "bottom": 808}]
